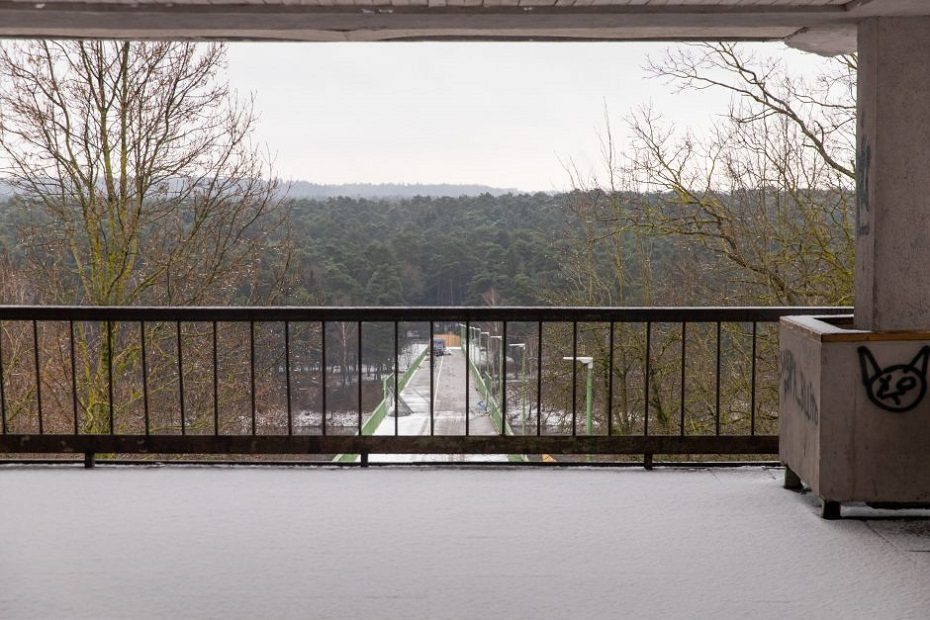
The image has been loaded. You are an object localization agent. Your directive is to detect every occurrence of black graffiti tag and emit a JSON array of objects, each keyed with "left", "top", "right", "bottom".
[
  {"left": 858, "top": 346, "right": 930, "bottom": 413},
  {"left": 781, "top": 349, "right": 818, "bottom": 425},
  {"left": 855, "top": 135, "right": 871, "bottom": 237}
]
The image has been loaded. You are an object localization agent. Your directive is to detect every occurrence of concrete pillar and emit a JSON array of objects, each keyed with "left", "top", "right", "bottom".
[{"left": 855, "top": 18, "right": 930, "bottom": 332}]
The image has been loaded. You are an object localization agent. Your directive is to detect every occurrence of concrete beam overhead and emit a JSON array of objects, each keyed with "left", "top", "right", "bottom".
[{"left": 0, "top": 0, "right": 926, "bottom": 49}]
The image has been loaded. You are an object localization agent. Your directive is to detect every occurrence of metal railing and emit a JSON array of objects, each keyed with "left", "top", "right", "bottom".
[{"left": 0, "top": 305, "right": 851, "bottom": 462}]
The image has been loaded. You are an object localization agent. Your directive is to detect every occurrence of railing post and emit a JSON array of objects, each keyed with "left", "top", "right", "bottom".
[{"left": 84, "top": 452, "right": 95, "bottom": 469}]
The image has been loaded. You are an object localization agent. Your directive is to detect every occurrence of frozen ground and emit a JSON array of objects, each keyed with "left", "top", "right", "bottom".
[{"left": 2, "top": 466, "right": 930, "bottom": 619}]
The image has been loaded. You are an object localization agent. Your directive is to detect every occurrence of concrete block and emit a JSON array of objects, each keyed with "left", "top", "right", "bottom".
[{"left": 780, "top": 315, "right": 930, "bottom": 506}]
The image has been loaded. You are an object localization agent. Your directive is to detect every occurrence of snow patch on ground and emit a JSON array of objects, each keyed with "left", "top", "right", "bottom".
[{"left": 2, "top": 467, "right": 929, "bottom": 619}]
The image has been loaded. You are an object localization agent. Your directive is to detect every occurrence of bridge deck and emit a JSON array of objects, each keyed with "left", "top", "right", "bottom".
[{"left": 371, "top": 348, "right": 504, "bottom": 462}]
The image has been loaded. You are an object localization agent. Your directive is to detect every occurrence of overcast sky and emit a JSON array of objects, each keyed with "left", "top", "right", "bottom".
[{"left": 227, "top": 42, "right": 831, "bottom": 192}]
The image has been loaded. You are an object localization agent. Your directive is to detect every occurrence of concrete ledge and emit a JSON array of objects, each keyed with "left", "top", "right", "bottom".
[{"left": 781, "top": 314, "right": 930, "bottom": 343}]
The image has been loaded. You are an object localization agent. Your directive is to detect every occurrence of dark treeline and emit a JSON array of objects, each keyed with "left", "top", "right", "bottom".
[
  {"left": 0, "top": 187, "right": 850, "bottom": 309},
  {"left": 287, "top": 192, "right": 574, "bottom": 306}
]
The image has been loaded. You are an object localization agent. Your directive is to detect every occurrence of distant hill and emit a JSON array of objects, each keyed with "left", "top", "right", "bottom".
[
  {"left": 283, "top": 181, "right": 524, "bottom": 199},
  {"left": 0, "top": 179, "right": 530, "bottom": 200}
]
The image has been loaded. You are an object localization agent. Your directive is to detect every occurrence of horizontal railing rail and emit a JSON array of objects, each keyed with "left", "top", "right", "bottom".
[
  {"left": 0, "top": 305, "right": 851, "bottom": 463},
  {"left": 0, "top": 435, "right": 776, "bottom": 455},
  {"left": 0, "top": 305, "right": 852, "bottom": 323}
]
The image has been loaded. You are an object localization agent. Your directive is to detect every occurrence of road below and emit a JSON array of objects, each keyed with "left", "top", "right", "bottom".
[{"left": 370, "top": 347, "right": 505, "bottom": 462}]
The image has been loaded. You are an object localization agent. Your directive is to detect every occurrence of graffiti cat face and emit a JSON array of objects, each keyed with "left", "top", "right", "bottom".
[{"left": 858, "top": 346, "right": 930, "bottom": 413}]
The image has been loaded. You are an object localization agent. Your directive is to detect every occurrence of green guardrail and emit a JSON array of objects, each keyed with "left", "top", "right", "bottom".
[
  {"left": 465, "top": 352, "right": 526, "bottom": 463},
  {"left": 333, "top": 345, "right": 429, "bottom": 463}
]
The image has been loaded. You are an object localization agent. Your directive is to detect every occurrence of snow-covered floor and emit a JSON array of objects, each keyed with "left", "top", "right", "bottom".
[{"left": 2, "top": 466, "right": 930, "bottom": 619}]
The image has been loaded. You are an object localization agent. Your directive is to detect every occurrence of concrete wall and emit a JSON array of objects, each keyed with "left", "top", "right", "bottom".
[{"left": 855, "top": 18, "right": 930, "bottom": 331}]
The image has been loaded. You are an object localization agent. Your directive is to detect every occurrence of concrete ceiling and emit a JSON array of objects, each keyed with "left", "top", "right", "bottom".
[{"left": 0, "top": 0, "right": 927, "bottom": 53}]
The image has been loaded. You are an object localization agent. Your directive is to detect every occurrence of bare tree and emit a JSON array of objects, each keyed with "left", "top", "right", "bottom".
[
  {"left": 0, "top": 40, "right": 289, "bottom": 306},
  {"left": 627, "top": 43, "right": 856, "bottom": 305},
  {"left": 0, "top": 41, "right": 292, "bottom": 433},
  {"left": 555, "top": 44, "right": 857, "bottom": 442}
]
